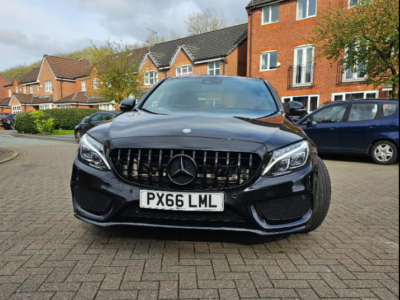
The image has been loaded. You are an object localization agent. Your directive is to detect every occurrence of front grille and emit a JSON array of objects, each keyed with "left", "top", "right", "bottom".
[
  {"left": 257, "top": 195, "right": 312, "bottom": 223},
  {"left": 73, "top": 185, "right": 113, "bottom": 215},
  {"left": 110, "top": 149, "right": 262, "bottom": 190},
  {"left": 118, "top": 203, "right": 246, "bottom": 223}
]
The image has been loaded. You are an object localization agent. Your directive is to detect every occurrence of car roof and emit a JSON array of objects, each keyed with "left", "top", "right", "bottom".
[{"left": 165, "top": 75, "right": 264, "bottom": 82}]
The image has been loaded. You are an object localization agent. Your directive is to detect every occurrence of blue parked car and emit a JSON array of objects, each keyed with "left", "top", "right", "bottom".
[{"left": 297, "top": 99, "right": 399, "bottom": 165}]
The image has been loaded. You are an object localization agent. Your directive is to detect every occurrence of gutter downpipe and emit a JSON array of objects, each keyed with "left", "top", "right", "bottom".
[{"left": 249, "top": 4, "right": 254, "bottom": 77}]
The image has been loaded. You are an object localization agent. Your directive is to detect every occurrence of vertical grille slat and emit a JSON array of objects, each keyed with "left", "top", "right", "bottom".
[{"left": 111, "top": 149, "right": 262, "bottom": 191}]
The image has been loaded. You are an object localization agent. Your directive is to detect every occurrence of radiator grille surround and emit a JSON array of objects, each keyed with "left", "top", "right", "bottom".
[{"left": 110, "top": 149, "right": 262, "bottom": 191}]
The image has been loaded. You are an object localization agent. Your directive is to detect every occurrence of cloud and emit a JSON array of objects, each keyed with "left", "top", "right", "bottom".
[{"left": 0, "top": 0, "right": 249, "bottom": 70}]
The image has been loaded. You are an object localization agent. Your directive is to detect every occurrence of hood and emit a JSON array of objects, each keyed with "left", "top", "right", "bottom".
[{"left": 89, "top": 111, "right": 307, "bottom": 152}]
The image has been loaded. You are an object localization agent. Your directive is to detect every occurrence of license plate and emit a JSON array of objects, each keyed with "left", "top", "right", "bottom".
[{"left": 140, "top": 191, "right": 224, "bottom": 212}]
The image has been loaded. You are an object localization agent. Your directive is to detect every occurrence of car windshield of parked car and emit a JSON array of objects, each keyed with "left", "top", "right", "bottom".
[{"left": 141, "top": 77, "right": 278, "bottom": 117}]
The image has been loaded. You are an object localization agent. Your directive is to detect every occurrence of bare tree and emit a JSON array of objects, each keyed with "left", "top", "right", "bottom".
[{"left": 185, "top": 9, "right": 229, "bottom": 35}]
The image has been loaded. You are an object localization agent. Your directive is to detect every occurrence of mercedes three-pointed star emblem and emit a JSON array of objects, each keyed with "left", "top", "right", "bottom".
[{"left": 167, "top": 154, "right": 198, "bottom": 186}]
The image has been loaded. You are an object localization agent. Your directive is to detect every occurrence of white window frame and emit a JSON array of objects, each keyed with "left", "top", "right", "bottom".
[
  {"left": 8, "top": 89, "right": 11, "bottom": 97},
  {"left": 348, "top": 0, "right": 372, "bottom": 9},
  {"left": 99, "top": 103, "right": 116, "bottom": 111},
  {"left": 37, "top": 85, "right": 40, "bottom": 92},
  {"left": 293, "top": 45, "right": 315, "bottom": 87},
  {"left": 144, "top": 71, "right": 159, "bottom": 86},
  {"left": 30, "top": 85, "right": 34, "bottom": 94},
  {"left": 343, "top": 46, "right": 368, "bottom": 82},
  {"left": 45, "top": 81, "right": 53, "bottom": 93},
  {"left": 93, "top": 78, "right": 99, "bottom": 90},
  {"left": 23, "top": 86, "right": 26, "bottom": 94},
  {"left": 208, "top": 62, "right": 221, "bottom": 75},
  {"left": 81, "top": 81, "right": 87, "bottom": 92},
  {"left": 331, "top": 90, "right": 379, "bottom": 101},
  {"left": 281, "top": 94, "right": 320, "bottom": 113},
  {"left": 297, "top": 0, "right": 318, "bottom": 20},
  {"left": 15, "top": 87, "right": 18, "bottom": 94},
  {"left": 176, "top": 65, "right": 193, "bottom": 77},
  {"left": 12, "top": 105, "right": 22, "bottom": 114},
  {"left": 262, "top": 4, "right": 280, "bottom": 25},
  {"left": 260, "top": 51, "right": 278, "bottom": 72},
  {"left": 59, "top": 104, "right": 72, "bottom": 109},
  {"left": 39, "top": 104, "right": 54, "bottom": 110}
]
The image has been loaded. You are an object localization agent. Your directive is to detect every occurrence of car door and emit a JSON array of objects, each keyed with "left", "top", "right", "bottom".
[
  {"left": 81, "top": 113, "right": 104, "bottom": 135},
  {"left": 300, "top": 104, "right": 349, "bottom": 152},
  {"left": 380, "top": 102, "right": 399, "bottom": 142},
  {"left": 340, "top": 102, "right": 381, "bottom": 153}
]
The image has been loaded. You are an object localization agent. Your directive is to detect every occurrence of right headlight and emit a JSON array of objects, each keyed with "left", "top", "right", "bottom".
[
  {"left": 79, "top": 134, "right": 111, "bottom": 171},
  {"left": 263, "top": 141, "right": 310, "bottom": 177}
]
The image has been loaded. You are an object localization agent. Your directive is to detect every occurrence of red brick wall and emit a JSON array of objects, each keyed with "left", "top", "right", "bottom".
[
  {"left": 0, "top": 74, "right": 10, "bottom": 98},
  {"left": 247, "top": 0, "right": 382, "bottom": 106}
]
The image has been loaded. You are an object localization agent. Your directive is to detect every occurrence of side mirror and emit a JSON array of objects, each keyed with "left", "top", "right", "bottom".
[
  {"left": 284, "top": 101, "right": 308, "bottom": 117},
  {"left": 306, "top": 118, "right": 313, "bottom": 128},
  {"left": 120, "top": 98, "right": 136, "bottom": 112}
]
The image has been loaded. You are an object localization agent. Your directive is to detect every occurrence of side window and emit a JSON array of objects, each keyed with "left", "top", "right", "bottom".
[
  {"left": 102, "top": 113, "right": 115, "bottom": 121},
  {"left": 383, "top": 103, "right": 398, "bottom": 118},
  {"left": 90, "top": 114, "right": 103, "bottom": 122},
  {"left": 348, "top": 103, "right": 378, "bottom": 122},
  {"left": 304, "top": 105, "right": 348, "bottom": 125}
]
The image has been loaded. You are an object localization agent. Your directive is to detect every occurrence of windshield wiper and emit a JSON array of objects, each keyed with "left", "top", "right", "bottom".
[{"left": 140, "top": 108, "right": 168, "bottom": 115}]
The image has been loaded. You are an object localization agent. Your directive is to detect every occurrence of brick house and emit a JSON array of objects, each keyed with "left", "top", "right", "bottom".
[
  {"left": 8, "top": 94, "right": 56, "bottom": 113},
  {"left": 139, "top": 24, "right": 248, "bottom": 91},
  {"left": 246, "top": 0, "right": 389, "bottom": 112},
  {"left": 0, "top": 97, "right": 11, "bottom": 113},
  {"left": 0, "top": 73, "right": 10, "bottom": 98},
  {"left": 55, "top": 92, "right": 118, "bottom": 110}
]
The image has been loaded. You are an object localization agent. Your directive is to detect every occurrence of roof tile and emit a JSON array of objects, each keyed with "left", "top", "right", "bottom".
[{"left": 45, "top": 56, "right": 93, "bottom": 79}]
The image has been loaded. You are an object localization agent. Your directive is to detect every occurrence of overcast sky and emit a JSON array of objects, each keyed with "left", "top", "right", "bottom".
[{"left": 0, "top": 0, "right": 249, "bottom": 71}]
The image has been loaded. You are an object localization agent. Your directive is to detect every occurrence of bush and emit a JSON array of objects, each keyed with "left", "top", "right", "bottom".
[
  {"left": 33, "top": 111, "right": 54, "bottom": 135},
  {"left": 15, "top": 108, "right": 103, "bottom": 134}
]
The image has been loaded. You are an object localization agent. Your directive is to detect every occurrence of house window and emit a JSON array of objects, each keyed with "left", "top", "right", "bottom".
[
  {"left": 8, "top": 89, "right": 11, "bottom": 97},
  {"left": 30, "top": 86, "right": 34, "bottom": 94},
  {"left": 262, "top": 4, "right": 279, "bottom": 25},
  {"left": 93, "top": 78, "right": 99, "bottom": 90},
  {"left": 297, "top": 0, "right": 317, "bottom": 20},
  {"left": 37, "top": 85, "right": 40, "bottom": 92},
  {"left": 282, "top": 95, "right": 320, "bottom": 113},
  {"left": 343, "top": 46, "right": 367, "bottom": 82},
  {"left": 23, "top": 86, "right": 27, "bottom": 94},
  {"left": 294, "top": 45, "right": 315, "bottom": 86},
  {"left": 59, "top": 104, "right": 72, "bottom": 109},
  {"left": 349, "top": 0, "right": 371, "bottom": 8},
  {"left": 81, "top": 81, "right": 87, "bottom": 92},
  {"left": 15, "top": 87, "right": 18, "bottom": 94},
  {"left": 144, "top": 71, "right": 159, "bottom": 86},
  {"left": 332, "top": 91, "right": 378, "bottom": 101},
  {"left": 176, "top": 65, "right": 193, "bottom": 77},
  {"left": 12, "top": 105, "right": 22, "bottom": 114},
  {"left": 208, "top": 62, "right": 221, "bottom": 75},
  {"left": 99, "top": 104, "right": 116, "bottom": 111},
  {"left": 261, "top": 51, "right": 278, "bottom": 71},
  {"left": 39, "top": 104, "right": 54, "bottom": 110},
  {"left": 45, "top": 81, "right": 53, "bottom": 93}
]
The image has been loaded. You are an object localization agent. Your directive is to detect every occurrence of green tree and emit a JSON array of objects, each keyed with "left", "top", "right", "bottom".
[
  {"left": 91, "top": 40, "right": 143, "bottom": 103},
  {"left": 311, "top": 0, "right": 399, "bottom": 98}
]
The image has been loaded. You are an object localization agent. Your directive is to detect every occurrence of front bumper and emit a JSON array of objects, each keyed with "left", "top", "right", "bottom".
[{"left": 71, "top": 156, "right": 318, "bottom": 236}]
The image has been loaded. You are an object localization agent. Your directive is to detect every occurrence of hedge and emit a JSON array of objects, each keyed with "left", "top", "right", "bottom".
[{"left": 15, "top": 108, "right": 103, "bottom": 134}]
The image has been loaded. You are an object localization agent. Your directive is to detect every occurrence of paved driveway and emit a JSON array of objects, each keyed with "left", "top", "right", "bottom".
[{"left": 0, "top": 138, "right": 398, "bottom": 300}]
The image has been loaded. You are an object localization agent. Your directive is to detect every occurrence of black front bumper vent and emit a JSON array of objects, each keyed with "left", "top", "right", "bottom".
[{"left": 110, "top": 149, "right": 262, "bottom": 191}]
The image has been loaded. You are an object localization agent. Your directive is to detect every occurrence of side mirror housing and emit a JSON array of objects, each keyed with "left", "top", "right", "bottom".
[
  {"left": 120, "top": 98, "right": 136, "bottom": 112},
  {"left": 306, "top": 118, "right": 313, "bottom": 128},
  {"left": 284, "top": 101, "right": 308, "bottom": 117}
]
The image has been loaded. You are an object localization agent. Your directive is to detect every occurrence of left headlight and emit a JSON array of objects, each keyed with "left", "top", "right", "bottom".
[
  {"left": 263, "top": 141, "right": 310, "bottom": 177},
  {"left": 79, "top": 134, "right": 111, "bottom": 171}
]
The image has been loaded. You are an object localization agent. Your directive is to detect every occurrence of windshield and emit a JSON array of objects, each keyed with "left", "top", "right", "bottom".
[{"left": 141, "top": 77, "right": 278, "bottom": 117}]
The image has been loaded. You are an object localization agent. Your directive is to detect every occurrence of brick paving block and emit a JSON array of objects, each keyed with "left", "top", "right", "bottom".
[
  {"left": 52, "top": 291, "right": 76, "bottom": 300},
  {"left": 179, "top": 272, "right": 197, "bottom": 289},
  {"left": 120, "top": 281, "right": 159, "bottom": 291},
  {"left": 198, "top": 280, "right": 235, "bottom": 289},
  {"left": 307, "top": 280, "right": 337, "bottom": 298},
  {"left": 159, "top": 281, "right": 178, "bottom": 299},
  {"left": 100, "top": 273, "right": 123, "bottom": 290},
  {"left": 371, "top": 288, "right": 399, "bottom": 300},
  {"left": 137, "top": 290, "right": 158, "bottom": 300},
  {"left": 74, "top": 282, "right": 101, "bottom": 300},
  {"left": 257, "top": 288, "right": 299, "bottom": 298},
  {"left": 334, "top": 288, "right": 377, "bottom": 298},
  {"left": 235, "top": 279, "right": 259, "bottom": 298},
  {"left": 0, "top": 283, "right": 19, "bottom": 300},
  {"left": 17, "top": 274, "right": 48, "bottom": 292},
  {"left": 295, "top": 288, "right": 320, "bottom": 300},
  {"left": 179, "top": 289, "right": 219, "bottom": 299},
  {"left": 218, "top": 289, "right": 240, "bottom": 300},
  {"left": 96, "top": 290, "right": 138, "bottom": 300}
]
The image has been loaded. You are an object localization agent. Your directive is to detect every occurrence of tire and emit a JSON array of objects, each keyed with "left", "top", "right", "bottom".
[
  {"left": 370, "top": 141, "right": 398, "bottom": 165},
  {"left": 301, "top": 156, "right": 332, "bottom": 233},
  {"left": 75, "top": 130, "right": 82, "bottom": 143}
]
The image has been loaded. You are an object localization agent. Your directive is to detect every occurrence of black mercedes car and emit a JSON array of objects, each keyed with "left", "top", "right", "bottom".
[{"left": 71, "top": 76, "right": 331, "bottom": 236}]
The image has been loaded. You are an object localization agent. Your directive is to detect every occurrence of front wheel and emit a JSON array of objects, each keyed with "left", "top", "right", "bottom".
[
  {"left": 301, "top": 157, "right": 332, "bottom": 234},
  {"left": 370, "top": 141, "right": 398, "bottom": 165}
]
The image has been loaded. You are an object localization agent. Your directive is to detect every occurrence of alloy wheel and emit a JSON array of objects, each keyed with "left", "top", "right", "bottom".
[{"left": 374, "top": 144, "right": 394, "bottom": 163}]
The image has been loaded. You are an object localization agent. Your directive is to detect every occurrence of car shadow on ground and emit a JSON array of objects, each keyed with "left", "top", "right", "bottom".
[
  {"left": 87, "top": 224, "right": 291, "bottom": 246},
  {"left": 320, "top": 153, "right": 375, "bottom": 164}
]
